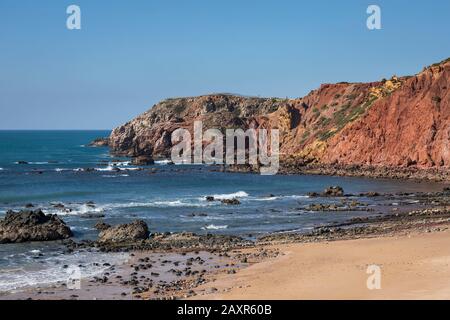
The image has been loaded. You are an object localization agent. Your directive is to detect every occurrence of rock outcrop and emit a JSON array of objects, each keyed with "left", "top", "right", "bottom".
[
  {"left": 109, "top": 58, "right": 450, "bottom": 170},
  {"left": 94, "top": 222, "right": 111, "bottom": 231},
  {"left": 131, "top": 155, "right": 155, "bottom": 166},
  {"left": 89, "top": 137, "right": 109, "bottom": 147},
  {"left": 0, "top": 210, "right": 73, "bottom": 243},
  {"left": 98, "top": 220, "right": 150, "bottom": 243},
  {"left": 308, "top": 186, "right": 345, "bottom": 197}
]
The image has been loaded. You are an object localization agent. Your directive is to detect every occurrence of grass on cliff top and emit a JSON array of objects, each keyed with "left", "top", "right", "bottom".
[{"left": 316, "top": 96, "right": 378, "bottom": 141}]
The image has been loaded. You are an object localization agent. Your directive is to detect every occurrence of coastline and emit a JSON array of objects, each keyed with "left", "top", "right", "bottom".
[
  {"left": 2, "top": 191, "right": 450, "bottom": 300},
  {"left": 228, "top": 162, "right": 450, "bottom": 183}
]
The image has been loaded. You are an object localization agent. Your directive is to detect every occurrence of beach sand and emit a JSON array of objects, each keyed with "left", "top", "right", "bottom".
[{"left": 194, "top": 230, "right": 450, "bottom": 300}]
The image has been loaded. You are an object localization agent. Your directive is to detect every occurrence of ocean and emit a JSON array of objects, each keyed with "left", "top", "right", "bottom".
[{"left": 0, "top": 130, "right": 443, "bottom": 292}]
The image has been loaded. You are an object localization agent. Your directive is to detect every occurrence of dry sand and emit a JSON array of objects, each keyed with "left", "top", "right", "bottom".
[{"left": 195, "top": 230, "right": 450, "bottom": 300}]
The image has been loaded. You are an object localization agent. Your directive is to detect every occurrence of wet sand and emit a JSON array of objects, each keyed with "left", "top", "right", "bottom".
[{"left": 1, "top": 251, "right": 241, "bottom": 300}]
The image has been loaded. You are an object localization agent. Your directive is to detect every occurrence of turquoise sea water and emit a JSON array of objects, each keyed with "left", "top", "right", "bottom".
[{"left": 0, "top": 130, "right": 443, "bottom": 292}]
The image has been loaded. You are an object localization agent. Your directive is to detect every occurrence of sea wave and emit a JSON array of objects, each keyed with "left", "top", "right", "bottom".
[
  {"left": 55, "top": 168, "right": 85, "bottom": 172},
  {"left": 251, "top": 196, "right": 280, "bottom": 201},
  {"left": 102, "top": 174, "right": 130, "bottom": 178},
  {"left": 111, "top": 161, "right": 132, "bottom": 166},
  {"left": 0, "top": 251, "right": 129, "bottom": 293},
  {"left": 201, "top": 224, "right": 228, "bottom": 230},
  {"left": 95, "top": 165, "right": 116, "bottom": 172},
  {"left": 107, "top": 199, "right": 212, "bottom": 209},
  {"left": 209, "top": 191, "right": 249, "bottom": 200},
  {"left": 95, "top": 165, "right": 140, "bottom": 172},
  {"left": 70, "top": 226, "right": 96, "bottom": 232},
  {"left": 15, "top": 161, "right": 58, "bottom": 165},
  {"left": 155, "top": 159, "right": 173, "bottom": 165},
  {"left": 51, "top": 204, "right": 105, "bottom": 216}
]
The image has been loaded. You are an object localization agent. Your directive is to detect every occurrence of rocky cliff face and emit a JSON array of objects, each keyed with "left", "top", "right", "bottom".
[
  {"left": 323, "top": 61, "right": 449, "bottom": 167},
  {"left": 109, "top": 95, "right": 288, "bottom": 157},
  {"left": 109, "top": 58, "right": 450, "bottom": 169}
]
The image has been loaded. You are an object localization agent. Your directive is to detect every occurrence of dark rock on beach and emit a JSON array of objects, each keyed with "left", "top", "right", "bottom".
[
  {"left": 221, "top": 198, "right": 241, "bottom": 205},
  {"left": 98, "top": 220, "right": 150, "bottom": 243},
  {"left": 322, "top": 186, "right": 344, "bottom": 197},
  {"left": 308, "top": 186, "right": 344, "bottom": 197},
  {"left": 0, "top": 209, "right": 73, "bottom": 244}
]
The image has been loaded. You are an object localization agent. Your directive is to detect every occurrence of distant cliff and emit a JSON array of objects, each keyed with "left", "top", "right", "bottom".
[{"left": 110, "top": 57, "right": 450, "bottom": 169}]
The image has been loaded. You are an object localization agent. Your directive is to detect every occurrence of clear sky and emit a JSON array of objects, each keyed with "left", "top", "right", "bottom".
[{"left": 0, "top": 0, "right": 449, "bottom": 129}]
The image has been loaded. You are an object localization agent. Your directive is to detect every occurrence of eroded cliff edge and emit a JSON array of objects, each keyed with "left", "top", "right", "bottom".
[{"left": 109, "top": 58, "right": 450, "bottom": 177}]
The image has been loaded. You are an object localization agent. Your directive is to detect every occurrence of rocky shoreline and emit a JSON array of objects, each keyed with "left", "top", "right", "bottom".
[
  {"left": 1, "top": 185, "right": 450, "bottom": 300},
  {"left": 226, "top": 162, "right": 450, "bottom": 182}
]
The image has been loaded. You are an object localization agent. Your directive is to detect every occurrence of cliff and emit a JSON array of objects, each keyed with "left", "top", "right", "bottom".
[{"left": 109, "top": 58, "right": 450, "bottom": 169}]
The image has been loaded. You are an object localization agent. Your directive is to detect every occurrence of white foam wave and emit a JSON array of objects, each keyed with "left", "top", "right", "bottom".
[
  {"left": 95, "top": 165, "right": 139, "bottom": 172},
  {"left": 102, "top": 174, "right": 130, "bottom": 178},
  {"left": 284, "top": 195, "right": 309, "bottom": 199},
  {"left": 70, "top": 226, "right": 96, "bottom": 232},
  {"left": 111, "top": 161, "right": 132, "bottom": 166},
  {"left": 251, "top": 196, "right": 279, "bottom": 201},
  {"left": 155, "top": 159, "right": 173, "bottom": 165},
  {"left": 210, "top": 191, "right": 249, "bottom": 200},
  {"left": 16, "top": 161, "right": 57, "bottom": 165},
  {"left": 201, "top": 224, "right": 228, "bottom": 230},
  {"left": 52, "top": 204, "right": 105, "bottom": 216},
  {"left": 95, "top": 165, "right": 116, "bottom": 172},
  {"left": 55, "top": 168, "right": 82, "bottom": 172},
  {"left": 108, "top": 200, "right": 210, "bottom": 209}
]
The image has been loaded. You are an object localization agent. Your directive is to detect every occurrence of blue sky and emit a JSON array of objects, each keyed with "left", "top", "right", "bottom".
[{"left": 0, "top": 0, "right": 449, "bottom": 129}]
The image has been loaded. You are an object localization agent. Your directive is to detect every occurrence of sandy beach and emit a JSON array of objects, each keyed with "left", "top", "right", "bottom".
[{"left": 195, "top": 230, "right": 450, "bottom": 300}]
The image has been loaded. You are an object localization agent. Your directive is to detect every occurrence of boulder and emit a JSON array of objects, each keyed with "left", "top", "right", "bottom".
[
  {"left": 0, "top": 209, "right": 73, "bottom": 244},
  {"left": 221, "top": 198, "right": 241, "bottom": 205},
  {"left": 307, "top": 186, "right": 345, "bottom": 198},
  {"left": 307, "top": 192, "right": 320, "bottom": 197},
  {"left": 205, "top": 196, "right": 215, "bottom": 202},
  {"left": 322, "top": 186, "right": 344, "bottom": 197},
  {"left": 98, "top": 220, "right": 149, "bottom": 243},
  {"left": 94, "top": 222, "right": 111, "bottom": 231}
]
